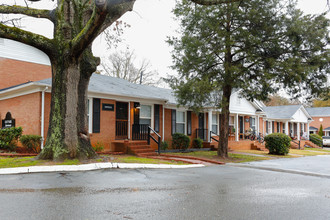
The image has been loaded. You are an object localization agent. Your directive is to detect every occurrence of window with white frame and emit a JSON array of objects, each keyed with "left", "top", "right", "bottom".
[
  {"left": 176, "top": 111, "right": 186, "bottom": 134},
  {"left": 140, "top": 105, "right": 152, "bottom": 125},
  {"left": 229, "top": 115, "right": 235, "bottom": 134},
  {"left": 212, "top": 114, "right": 218, "bottom": 134},
  {"left": 250, "top": 117, "right": 256, "bottom": 133}
]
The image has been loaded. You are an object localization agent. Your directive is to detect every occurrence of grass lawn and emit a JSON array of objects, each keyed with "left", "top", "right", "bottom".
[
  {"left": 0, "top": 155, "right": 187, "bottom": 169},
  {"left": 163, "top": 151, "right": 271, "bottom": 163}
]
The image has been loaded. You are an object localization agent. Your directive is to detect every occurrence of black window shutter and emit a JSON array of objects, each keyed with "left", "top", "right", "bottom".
[
  {"left": 187, "top": 111, "right": 192, "bottom": 135},
  {"left": 154, "top": 104, "right": 160, "bottom": 132},
  {"left": 93, "top": 98, "right": 101, "bottom": 133},
  {"left": 171, "top": 109, "right": 176, "bottom": 135}
]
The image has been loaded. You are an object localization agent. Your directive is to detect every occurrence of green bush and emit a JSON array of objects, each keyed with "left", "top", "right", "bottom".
[
  {"left": 172, "top": 133, "right": 190, "bottom": 150},
  {"left": 192, "top": 138, "right": 203, "bottom": 148},
  {"left": 20, "top": 135, "right": 42, "bottom": 153},
  {"left": 318, "top": 125, "right": 324, "bottom": 137},
  {"left": 0, "top": 127, "right": 22, "bottom": 151},
  {"left": 160, "top": 141, "right": 169, "bottom": 151},
  {"left": 264, "top": 133, "right": 291, "bottom": 155},
  {"left": 93, "top": 141, "right": 104, "bottom": 152},
  {"left": 310, "top": 134, "right": 323, "bottom": 147}
]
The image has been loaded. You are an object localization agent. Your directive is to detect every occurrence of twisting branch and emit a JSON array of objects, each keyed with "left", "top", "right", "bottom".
[
  {"left": 71, "top": 0, "right": 135, "bottom": 58},
  {"left": 0, "top": 23, "right": 54, "bottom": 57},
  {"left": 0, "top": 5, "right": 54, "bottom": 22},
  {"left": 191, "top": 0, "right": 242, "bottom": 5}
]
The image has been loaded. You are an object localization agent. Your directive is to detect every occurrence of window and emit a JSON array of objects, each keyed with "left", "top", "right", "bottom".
[
  {"left": 266, "top": 121, "right": 269, "bottom": 134},
  {"left": 212, "top": 114, "right": 218, "bottom": 134},
  {"left": 229, "top": 116, "right": 235, "bottom": 134},
  {"left": 250, "top": 117, "right": 256, "bottom": 133},
  {"left": 283, "top": 123, "right": 285, "bottom": 133},
  {"left": 277, "top": 122, "right": 280, "bottom": 133},
  {"left": 176, "top": 111, "right": 186, "bottom": 134},
  {"left": 140, "top": 105, "right": 151, "bottom": 125}
]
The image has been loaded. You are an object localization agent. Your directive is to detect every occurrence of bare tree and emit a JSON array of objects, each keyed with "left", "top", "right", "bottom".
[{"left": 101, "top": 49, "right": 160, "bottom": 85}]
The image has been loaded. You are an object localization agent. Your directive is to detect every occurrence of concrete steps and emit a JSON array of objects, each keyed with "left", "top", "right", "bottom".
[{"left": 251, "top": 141, "right": 267, "bottom": 151}]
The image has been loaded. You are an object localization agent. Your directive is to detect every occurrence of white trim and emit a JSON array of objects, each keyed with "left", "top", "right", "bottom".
[
  {"left": 175, "top": 110, "right": 186, "bottom": 135},
  {"left": 162, "top": 105, "right": 165, "bottom": 141},
  {"left": 88, "top": 98, "right": 93, "bottom": 134},
  {"left": 235, "top": 114, "right": 239, "bottom": 141},
  {"left": 139, "top": 104, "right": 154, "bottom": 129},
  {"left": 40, "top": 87, "right": 48, "bottom": 149}
]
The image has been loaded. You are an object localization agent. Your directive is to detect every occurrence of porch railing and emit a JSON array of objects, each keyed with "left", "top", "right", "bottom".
[
  {"left": 132, "top": 124, "right": 149, "bottom": 140},
  {"left": 196, "top": 128, "right": 208, "bottom": 141},
  {"left": 292, "top": 140, "right": 301, "bottom": 149},
  {"left": 115, "top": 120, "right": 128, "bottom": 139},
  {"left": 210, "top": 131, "right": 219, "bottom": 143},
  {"left": 148, "top": 126, "right": 161, "bottom": 155}
]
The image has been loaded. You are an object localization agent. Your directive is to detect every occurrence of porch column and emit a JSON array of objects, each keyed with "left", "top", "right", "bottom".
[
  {"left": 285, "top": 121, "right": 289, "bottom": 135},
  {"left": 235, "top": 114, "right": 239, "bottom": 141},
  {"left": 128, "top": 102, "right": 131, "bottom": 140},
  {"left": 307, "top": 122, "right": 310, "bottom": 140},
  {"left": 257, "top": 115, "right": 260, "bottom": 135},
  {"left": 208, "top": 109, "right": 212, "bottom": 142},
  {"left": 297, "top": 122, "right": 300, "bottom": 140}
]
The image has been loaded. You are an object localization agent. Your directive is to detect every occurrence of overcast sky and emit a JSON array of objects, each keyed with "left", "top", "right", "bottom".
[{"left": 0, "top": 0, "right": 329, "bottom": 82}]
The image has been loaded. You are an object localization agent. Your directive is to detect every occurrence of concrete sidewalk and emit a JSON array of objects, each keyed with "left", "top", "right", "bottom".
[{"left": 0, "top": 162, "right": 205, "bottom": 175}]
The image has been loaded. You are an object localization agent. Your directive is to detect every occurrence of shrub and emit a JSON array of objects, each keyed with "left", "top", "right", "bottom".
[
  {"left": 0, "top": 127, "right": 22, "bottom": 151},
  {"left": 20, "top": 135, "right": 42, "bottom": 153},
  {"left": 172, "top": 133, "right": 190, "bottom": 150},
  {"left": 93, "top": 141, "right": 104, "bottom": 152},
  {"left": 264, "top": 133, "right": 291, "bottom": 155},
  {"left": 192, "top": 138, "right": 203, "bottom": 149},
  {"left": 309, "top": 134, "right": 323, "bottom": 147},
  {"left": 160, "top": 141, "right": 169, "bottom": 151},
  {"left": 318, "top": 125, "right": 324, "bottom": 137}
]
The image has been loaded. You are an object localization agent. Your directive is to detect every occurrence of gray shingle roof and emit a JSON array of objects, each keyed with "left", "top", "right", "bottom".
[
  {"left": 309, "top": 126, "right": 318, "bottom": 131},
  {"left": 263, "top": 105, "right": 301, "bottom": 119},
  {"left": 37, "top": 74, "right": 178, "bottom": 104},
  {"left": 306, "top": 107, "right": 330, "bottom": 117},
  {"left": 324, "top": 127, "right": 330, "bottom": 131}
]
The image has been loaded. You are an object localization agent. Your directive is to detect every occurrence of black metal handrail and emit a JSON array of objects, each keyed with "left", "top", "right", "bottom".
[
  {"left": 196, "top": 128, "right": 208, "bottom": 141},
  {"left": 210, "top": 131, "right": 219, "bottom": 143},
  {"left": 292, "top": 139, "right": 301, "bottom": 149},
  {"left": 309, "top": 135, "right": 323, "bottom": 148},
  {"left": 115, "top": 120, "right": 128, "bottom": 139},
  {"left": 132, "top": 124, "right": 149, "bottom": 140},
  {"left": 148, "top": 126, "right": 161, "bottom": 155}
]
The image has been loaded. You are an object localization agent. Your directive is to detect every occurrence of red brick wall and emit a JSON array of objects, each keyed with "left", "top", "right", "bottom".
[
  {"left": 309, "top": 116, "right": 330, "bottom": 134},
  {"left": 0, "top": 58, "right": 51, "bottom": 89},
  {"left": 0, "top": 93, "right": 41, "bottom": 136}
]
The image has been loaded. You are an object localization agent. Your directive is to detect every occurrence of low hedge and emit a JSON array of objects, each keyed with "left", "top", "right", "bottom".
[
  {"left": 20, "top": 135, "right": 42, "bottom": 153},
  {"left": 172, "top": 133, "right": 190, "bottom": 150},
  {"left": 192, "top": 138, "right": 203, "bottom": 148},
  {"left": 309, "top": 134, "right": 323, "bottom": 147},
  {"left": 0, "top": 127, "right": 22, "bottom": 151},
  {"left": 264, "top": 133, "right": 291, "bottom": 155}
]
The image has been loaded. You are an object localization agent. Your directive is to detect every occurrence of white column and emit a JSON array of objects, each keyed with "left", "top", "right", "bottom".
[
  {"left": 208, "top": 109, "right": 213, "bottom": 142},
  {"left": 128, "top": 102, "right": 131, "bottom": 140},
  {"left": 257, "top": 115, "right": 260, "bottom": 135},
  {"left": 235, "top": 114, "right": 239, "bottom": 141},
  {"left": 297, "top": 122, "right": 300, "bottom": 140},
  {"left": 307, "top": 122, "right": 310, "bottom": 140},
  {"left": 285, "top": 121, "right": 289, "bottom": 135},
  {"left": 40, "top": 89, "right": 46, "bottom": 149}
]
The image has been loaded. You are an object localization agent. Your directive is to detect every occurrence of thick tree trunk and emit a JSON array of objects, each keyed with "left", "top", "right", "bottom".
[
  {"left": 38, "top": 53, "right": 97, "bottom": 161},
  {"left": 218, "top": 85, "right": 232, "bottom": 158}
]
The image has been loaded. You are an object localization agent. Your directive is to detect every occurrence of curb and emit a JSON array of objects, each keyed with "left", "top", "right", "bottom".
[
  {"left": 160, "top": 154, "right": 225, "bottom": 165},
  {"left": 228, "top": 163, "right": 330, "bottom": 179},
  {"left": 0, "top": 163, "right": 205, "bottom": 175}
]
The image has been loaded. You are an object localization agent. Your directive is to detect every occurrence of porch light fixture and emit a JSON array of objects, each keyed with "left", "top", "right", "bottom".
[{"left": 134, "top": 102, "right": 140, "bottom": 109}]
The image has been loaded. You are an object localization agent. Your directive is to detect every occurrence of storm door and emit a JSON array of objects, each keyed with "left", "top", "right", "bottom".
[{"left": 115, "top": 102, "right": 128, "bottom": 139}]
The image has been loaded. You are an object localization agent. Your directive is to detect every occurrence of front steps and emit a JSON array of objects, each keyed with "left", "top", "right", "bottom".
[
  {"left": 251, "top": 141, "right": 267, "bottom": 151},
  {"left": 127, "top": 142, "right": 157, "bottom": 157}
]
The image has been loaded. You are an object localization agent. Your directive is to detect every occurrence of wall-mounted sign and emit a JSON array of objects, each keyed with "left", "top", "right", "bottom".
[
  {"left": 102, "top": 103, "right": 114, "bottom": 111},
  {"left": 2, "top": 112, "right": 15, "bottom": 128}
]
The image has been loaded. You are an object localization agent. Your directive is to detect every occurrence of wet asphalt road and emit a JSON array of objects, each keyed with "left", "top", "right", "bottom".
[{"left": 0, "top": 156, "right": 330, "bottom": 220}]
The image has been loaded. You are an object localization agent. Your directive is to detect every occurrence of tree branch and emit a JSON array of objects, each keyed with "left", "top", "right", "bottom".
[
  {"left": 190, "top": 0, "right": 242, "bottom": 5},
  {"left": 71, "top": 0, "right": 135, "bottom": 58},
  {"left": 0, "top": 23, "right": 54, "bottom": 57},
  {"left": 0, "top": 5, "right": 54, "bottom": 22}
]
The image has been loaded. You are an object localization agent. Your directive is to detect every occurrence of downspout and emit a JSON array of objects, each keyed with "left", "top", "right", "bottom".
[
  {"left": 162, "top": 104, "right": 165, "bottom": 141},
  {"left": 41, "top": 86, "right": 48, "bottom": 149}
]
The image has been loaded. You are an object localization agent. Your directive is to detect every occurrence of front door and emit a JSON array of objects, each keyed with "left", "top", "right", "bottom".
[{"left": 116, "top": 102, "right": 128, "bottom": 139}]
